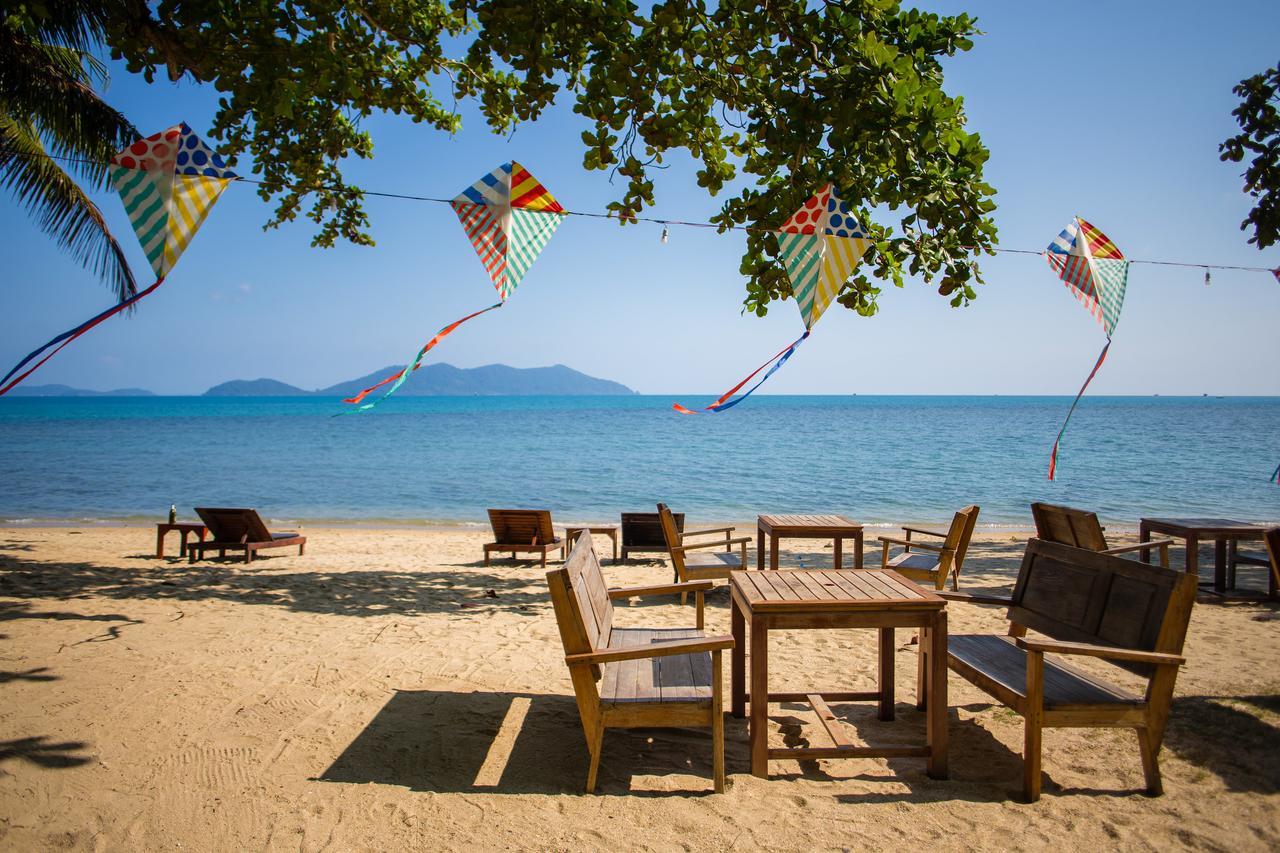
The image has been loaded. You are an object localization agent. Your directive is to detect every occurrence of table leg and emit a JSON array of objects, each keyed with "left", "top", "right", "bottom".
[
  {"left": 878, "top": 627, "right": 895, "bottom": 721},
  {"left": 769, "top": 534, "right": 779, "bottom": 571},
  {"left": 927, "top": 610, "right": 949, "bottom": 779},
  {"left": 731, "top": 601, "right": 745, "bottom": 718},
  {"left": 1138, "top": 522, "right": 1152, "bottom": 564},
  {"left": 916, "top": 625, "right": 929, "bottom": 711},
  {"left": 750, "top": 618, "right": 769, "bottom": 778},
  {"left": 1186, "top": 534, "right": 1199, "bottom": 583},
  {"left": 178, "top": 530, "right": 189, "bottom": 557},
  {"left": 854, "top": 531, "right": 864, "bottom": 570},
  {"left": 155, "top": 527, "right": 165, "bottom": 559},
  {"left": 612, "top": 530, "right": 618, "bottom": 563},
  {"left": 1215, "top": 538, "right": 1228, "bottom": 593},
  {"left": 833, "top": 537, "right": 843, "bottom": 571},
  {"left": 757, "top": 524, "right": 765, "bottom": 571}
]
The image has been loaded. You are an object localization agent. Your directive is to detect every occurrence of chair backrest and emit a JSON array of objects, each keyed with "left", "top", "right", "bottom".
[
  {"left": 1008, "top": 539, "right": 1197, "bottom": 675},
  {"left": 655, "top": 503, "right": 686, "bottom": 574},
  {"left": 947, "top": 505, "right": 981, "bottom": 571},
  {"left": 1266, "top": 528, "right": 1280, "bottom": 592},
  {"left": 1030, "top": 503, "right": 1110, "bottom": 552},
  {"left": 620, "top": 511, "right": 685, "bottom": 547},
  {"left": 487, "top": 509, "right": 555, "bottom": 546},
  {"left": 545, "top": 533, "right": 613, "bottom": 679},
  {"left": 195, "top": 507, "right": 272, "bottom": 543}
]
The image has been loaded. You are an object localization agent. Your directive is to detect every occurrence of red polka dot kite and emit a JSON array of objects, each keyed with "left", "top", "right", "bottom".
[
  {"left": 0, "top": 123, "right": 236, "bottom": 395},
  {"left": 674, "top": 184, "right": 871, "bottom": 413}
]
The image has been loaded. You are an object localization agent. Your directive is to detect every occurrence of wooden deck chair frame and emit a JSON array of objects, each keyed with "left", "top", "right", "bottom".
[
  {"left": 878, "top": 505, "right": 980, "bottom": 590},
  {"left": 484, "top": 509, "right": 565, "bottom": 567},
  {"left": 188, "top": 508, "right": 305, "bottom": 564},
  {"left": 1031, "top": 502, "right": 1175, "bottom": 568},
  {"left": 657, "top": 503, "right": 751, "bottom": 601}
]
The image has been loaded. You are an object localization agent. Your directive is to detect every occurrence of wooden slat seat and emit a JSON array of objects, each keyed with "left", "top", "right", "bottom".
[
  {"left": 546, "top": 533, "right": 732, "bottom": 792},
  {"left": 931, "top": 539, "right": 1197, "bottom": 802},
  {"left": 948, "top": 634, "right": 1141, "bottom": 710},
  {"left": 601, "top": 628, "right": 714, "bottom": 704}
]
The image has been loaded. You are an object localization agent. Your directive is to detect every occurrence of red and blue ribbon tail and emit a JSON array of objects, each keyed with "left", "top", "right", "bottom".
[
  {"left": 1271, "top": 461, "right": 1279, "bottom": 485},
  {"left": 1048, "top": 338, "right": 1110, "bottom": 481},
  {"left": 673, "top": 330, "right": 810, "bottom": 415},
  {"left": 0, "top": 278, "right": 165, "bottom": 397},
  {"left": 341, "top": 301, "right": 504, "bottom": 412}
]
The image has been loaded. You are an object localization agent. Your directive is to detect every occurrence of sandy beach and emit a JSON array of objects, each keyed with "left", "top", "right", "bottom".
[{"left": 1, "top": 524, "right": 1277, "bottom": 850}]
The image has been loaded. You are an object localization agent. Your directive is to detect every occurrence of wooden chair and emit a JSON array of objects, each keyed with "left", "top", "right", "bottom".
[
  {"left": 657, "top": 503, "right": 751, "bottom": 599},
  {"left": 188, "top": 508, "right": 305, "bottom": 564},
  {"left": 484, "top": 509, "right": 564, "bottom": 567},
  {"left": 620, "top": 511, "right": 737, "bottom": 561},
  {"left": 878, "top": 505, "right": 980, "bottom": 590},
  {"left": 1226, "top": 528, "right": 1280, "bottom": 599},
  {"left": 545, "top": 533, "right": 733, "bottom": 793},
  {"left": 928, "top": 538, "right": 1196, "bottom": 802},
  {"left": 1031, "top": 502, "right": 1174, "bottom": 568}
]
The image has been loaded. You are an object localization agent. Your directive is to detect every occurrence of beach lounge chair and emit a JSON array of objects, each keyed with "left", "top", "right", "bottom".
[
  {"left": 930, "top": 539, "right": 1197, "bottom": 802},
  {"left": 187, "top": 508, "right": 306, "bottom": 564},
  {"left": 1031, "top": 502, "right": 1174, "bottom": 568},
  {"left": 657, "top": 503, "right": 751, "bottom": 599},
  {"left": 545, "top": 532, "right": 732, "bottom": 792},
  {"left": 620, "top": 511, "right": 737, "bottom": 561},
  {"left": 484, "top": 509, "right": 565, "bottom": 567},
  {"left": 877, "top": 505, "right": 980, "bottom": 590}
]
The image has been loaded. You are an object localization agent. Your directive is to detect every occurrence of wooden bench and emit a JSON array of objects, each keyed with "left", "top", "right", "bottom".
[
  {"left": 1032, "top": 502, "right": 1174, "bottom": 568},
  {"left": 484, "top": 509, "right": 565, "bottom": 567},
  {"left": 545, "top": 533, "right": 733, "bottom": 793},
  {"left": 930, "top": 538, "right": 1196, "bottom": 801}
]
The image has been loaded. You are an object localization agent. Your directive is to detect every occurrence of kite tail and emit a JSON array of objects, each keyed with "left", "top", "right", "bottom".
[
  {"left": 0, "top": 278, "right": 165, "bottom": 397},
  {"left": 673, "top": 330, "right": 810, "bottom": 415},
  {"left": 1048, "top": 338, "right": 1110, "bottom": 481},
  {"left": 342, "top": 301, "right": 504, "bottom": 411}
]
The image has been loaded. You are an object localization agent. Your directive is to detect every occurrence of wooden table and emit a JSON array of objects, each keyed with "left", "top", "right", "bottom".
[
  {"left": 757, "top": 514, "right": 863, "bottom": 571},
  {"left": 1138, "top": 517, "right": 1268, "bottom": 593},
  {"left": 155, "top": 522, "right": 207, "bottom": 558},
  {"left": 564, "top": 524, "right": 620, "bottom": 563},
  {"left": 730, "top": 569, "right": 948, "bottom": 780}
]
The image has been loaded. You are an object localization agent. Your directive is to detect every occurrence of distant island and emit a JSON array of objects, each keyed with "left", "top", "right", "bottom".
[
  {"left": 4, "top": 384, "right": 154, "bottom": 397},
  {"left": 205, "top": 362, "right": 636, "bottom": 397}
]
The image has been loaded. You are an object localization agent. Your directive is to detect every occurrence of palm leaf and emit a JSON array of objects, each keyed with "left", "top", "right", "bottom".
[{"left": 0, "top": 115, "right": 138, "bottom": 301}]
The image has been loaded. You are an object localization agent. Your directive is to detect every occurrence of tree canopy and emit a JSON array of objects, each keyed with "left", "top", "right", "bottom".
[
  {"left": 98, "top": 0, "right": 996, "bottom": 317},
  {"left": 1220, "top": 62, "right": 1280, "bottom": 250}
]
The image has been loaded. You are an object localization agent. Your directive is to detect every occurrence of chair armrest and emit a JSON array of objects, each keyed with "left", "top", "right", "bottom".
[
  {"left": 678, "top": 537, "right": 752, "bottom": 552},
  {"left": 1013, "top": 637, "right": 1185, "bottom": 666},
  {"left": 902, "top": 526, "right": 949, "bottom": 539},
  {"left": 566, "top": 635, "right": 735, "bottom": 666},
  {"left": 1102, "top": 539, "right": 1175, "bottom": 556},
  {"left": 608, "top": 580, "right": 714, "bottom": 599},
  {"left": 683, "top": 526, "right": 735, "bottom": 538},
  {"left": 878, "top": 536, "right": 945, "bottom": 552},
  {"left": 937, "top": 591, "right": 1012, "bottom": 605}
]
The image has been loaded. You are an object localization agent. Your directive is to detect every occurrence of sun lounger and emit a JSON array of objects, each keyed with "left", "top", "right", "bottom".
[
  {"left": 188, "top": 508, "right": 305, "bottom": 564},
  {"left": 484, "top": 509, "right": 565, "bottom": 567}
]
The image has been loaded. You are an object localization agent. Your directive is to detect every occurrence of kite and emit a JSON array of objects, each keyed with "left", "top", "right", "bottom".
[
  {"left": 673, "top": 184, "right": 871, "bottom": 413},
  {"left": 343, "top": 161, "right": 566, "bottom": 410},
  {"left": 1043, "top": 216, "right": 1129, "bottom": 480},
  {"left": 0, "top": 122, "right": 235, "bottom": 395}
]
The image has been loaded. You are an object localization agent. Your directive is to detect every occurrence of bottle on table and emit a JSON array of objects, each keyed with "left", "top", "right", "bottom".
[{"left": 168, "top": 505, "right": 177, "bottom": 524}]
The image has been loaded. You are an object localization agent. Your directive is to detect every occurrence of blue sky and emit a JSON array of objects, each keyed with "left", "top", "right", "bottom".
[{"left": 2, "top": 2, "right": 1278, "bottom": 396}]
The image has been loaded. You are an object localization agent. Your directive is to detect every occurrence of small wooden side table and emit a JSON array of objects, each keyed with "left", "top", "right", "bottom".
[
  {"left": 1138, "top": 517, "right": 1267, "bottom": 593},
  {"left": 565, "top": 524, "right": 620, "bottom": 563},
  {"left": 757, "top": 514, "right": 863, "bottom": 571},
  {"left": 730, "top": 568, "right": 948, "bottom": 779},
  {"left": 156, "top": 522, "right": 207, "bottom": 559}
]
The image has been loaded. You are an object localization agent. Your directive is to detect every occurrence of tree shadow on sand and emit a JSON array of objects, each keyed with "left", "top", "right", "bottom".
[{"left": 0, "top": 736, "right": 92, "bottom": 769}]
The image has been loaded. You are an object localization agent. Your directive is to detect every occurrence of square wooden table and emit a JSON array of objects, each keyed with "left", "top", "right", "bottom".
[
  {"left": 1138, "top": 517, "right": 1268, "bottom": 593},
  {"left": 730, "top": 569, "right": 948, "bottom": 780},
  {"left": 564, "top": 524, "right": 620, "bottom": 563},
  {"left": 757, "top": 514, "right": 863, "bottom": 571},
  {"left": 155, "top": 522, "right": 207, "bottom": 558}
]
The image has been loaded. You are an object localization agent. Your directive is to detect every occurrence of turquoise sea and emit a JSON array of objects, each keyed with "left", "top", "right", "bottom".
[{"left": 0, "top": 395, "right": 1277, "bottom": 528}]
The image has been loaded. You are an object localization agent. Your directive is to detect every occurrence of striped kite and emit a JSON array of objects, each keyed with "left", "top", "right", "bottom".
[
  {"left": 674, "top": 184, "right": 871, "bottom": 413},
  {"left": 344, "top": 162, "right": 566, "bottom": 410},
  {"left": 1043, "top": 216, "right": 1129, "bottom": 480},
  {"left": 1, "top": 123, "right": 235, "bottom": 395}
]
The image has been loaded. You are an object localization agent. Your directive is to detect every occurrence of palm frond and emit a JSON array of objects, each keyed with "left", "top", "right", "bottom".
[{"left": 0, "top": 115, "right": 138, "bottom": 301}]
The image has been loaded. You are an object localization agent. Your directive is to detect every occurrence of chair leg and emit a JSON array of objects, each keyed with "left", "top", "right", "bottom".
[
  {"left": 244, "top": 548, "right": 252, "bottom": 564},
  {"left": 712, "top": 649, "right": 725, "bottom": 793},
  {"left": 541, "top": 550, "right": 547, "bottom": 568},
  {"left": 484, "top": 548, "right": 490, "bottom": 567},
  {"left": 1136, "top": 727, "right": 1163, "bottom": 795},
  {"left": 299, "top": 543, "right": 305, "bottom": 556},
  {"left": 1023, "top": 718, "right": 1043, "bottom": 802},
  {"left": 585, "top": 717, "right": 605, "bottom": 794}
]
